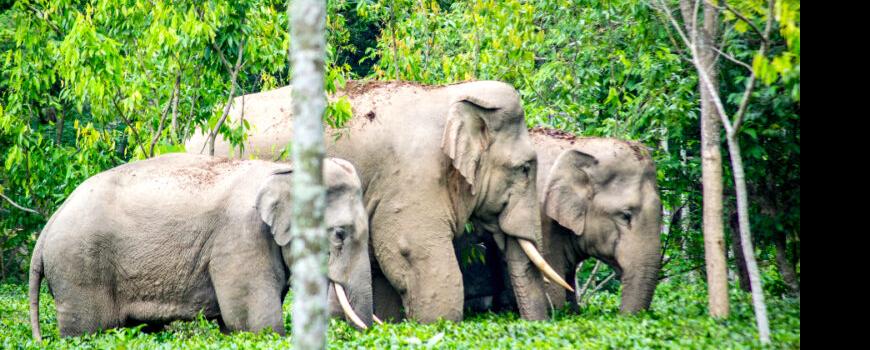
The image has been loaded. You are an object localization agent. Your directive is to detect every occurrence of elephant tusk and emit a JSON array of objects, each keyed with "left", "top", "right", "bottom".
[
  {"left": 333, "top": 283, "right": 368, "bottom": 330},
  {"left": 373, "top": 314, "right": 384, "bottom": 325},
  {"left": 518, "top": 239, "right": 575, "bottom": 292}
]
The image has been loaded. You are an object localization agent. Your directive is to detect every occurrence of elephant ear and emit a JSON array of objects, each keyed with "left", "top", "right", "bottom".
[
  {"left": 441, "top": 82, "right": 521, "bottom": 189},
  {"left": 543, "top": 150, "right": 598, "bottom": 236},
  {"left": 256, "top": 168, "right": 294, "bottom": 246}
]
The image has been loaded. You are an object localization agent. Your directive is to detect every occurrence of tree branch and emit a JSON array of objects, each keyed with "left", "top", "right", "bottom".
[
  {"left": 0, "top": 192, "right": 43, "bottom": 216},
  {"left": 704, "top": 0, "right": 769, "bottom": 44},
  {"left": 202, "top": 39, "right": 246, "bottom": 156},
  {"left": 579, "top": 273, "right": 617, "bottom": 306},
  {"left": 112, "top": 89, "right": 150, "bottom": 157},
  {"left": 575, "top": 260, "right": 601, "bottom": 304},
  {"left": 149, "top": 73, "right": 181, "bottom": 157},
  {"left": 170, "top": 68, "right": 182, "bottom": 144},
  {"left": 23, "top": 3, "right": 63, "bottom": 36},
  {"left": 659, "top": 263, "right": 705, "bottom": 280},
  {"left": 731, "top": 0, "right": 775, "bottom": 132},
  {"left": 711, "top": 45, "right": 752, "bottom": 72},
  {"left": 210, "top": 41, "right": 235, "bottom": 76},
  {"left": 660, "top": 204, "right": 685, "bottom": 268}
]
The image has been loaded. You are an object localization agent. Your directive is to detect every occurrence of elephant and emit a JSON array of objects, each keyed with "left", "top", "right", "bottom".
[
  {"left": 458, "top": 127, "right": 663, "bottom": 315},
  {"left": 29, "top": 154, "right": 372, "bottom": 340},
  {"left": 186, "top": 80, "right": 572, "bottom": 322}
]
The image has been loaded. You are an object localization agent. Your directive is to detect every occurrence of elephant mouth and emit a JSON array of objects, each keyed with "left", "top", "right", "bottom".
[
  {"left": 332, "top": 282, "right": 375, "bottom": 330},
  {"left": 517, "top": 239, "right": 574, "bottom": 292}
]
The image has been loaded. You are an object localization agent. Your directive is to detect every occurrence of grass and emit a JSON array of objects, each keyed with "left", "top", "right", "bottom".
[{"left": 0, "top": 280, "right": 799, "bottom": 349}]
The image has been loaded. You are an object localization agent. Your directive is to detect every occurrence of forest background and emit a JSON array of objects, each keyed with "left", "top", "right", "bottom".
[{"left": 0, "top": 0, "right": 799, "bottom": 347}]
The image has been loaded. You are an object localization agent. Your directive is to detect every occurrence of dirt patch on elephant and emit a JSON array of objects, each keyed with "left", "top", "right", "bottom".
[
  {"left": 344, "top": 80, "right": 441, "bottom": 97},
  {"left": 364, "top": 110, "right": 376, "bottom": 121},
  {"left": 530, "top": 126, "right": 578, "bottom": 142},
  {"left": 170, "top": 158, "right": 245, "bottom": 186},
  {"left": 624, "top": 141, "right": 651, "bottom": 161}
]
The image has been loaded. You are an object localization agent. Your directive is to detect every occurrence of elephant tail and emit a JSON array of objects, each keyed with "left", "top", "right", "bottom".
[{"left": 29, "top": 234, "right": 45, "bottom": 342}]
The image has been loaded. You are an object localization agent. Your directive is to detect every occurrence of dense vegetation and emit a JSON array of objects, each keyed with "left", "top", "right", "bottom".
[
  {"left": 2, "top": 274, "right": 799, "bottom": 348},
  {"left": 1, "top": 0, "right": 798, "bottom": 347}
]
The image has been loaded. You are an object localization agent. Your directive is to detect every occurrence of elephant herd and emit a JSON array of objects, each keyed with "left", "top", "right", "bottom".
[{"left": 29, "top": 80, "right": 662, "bottom": 340}]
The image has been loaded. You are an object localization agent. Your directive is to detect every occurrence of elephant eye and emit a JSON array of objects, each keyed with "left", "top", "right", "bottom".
[
  {"left": 330, "top": 226, "right": 349, "bottom": 245},
  {"left": 521, "top": 162, "right": 532, "bottom": 177},
  {"left": 618, "top": 211, "right": 632, "bottom": 226}
]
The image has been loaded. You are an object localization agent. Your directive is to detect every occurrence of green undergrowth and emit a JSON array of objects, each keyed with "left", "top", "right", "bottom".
[{"left": 0, "top": 281, "right": 799, "bottom": 349}]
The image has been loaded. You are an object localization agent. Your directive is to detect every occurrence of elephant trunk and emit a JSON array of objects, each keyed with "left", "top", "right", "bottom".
[
  {"left": 499, "top": 193, "right": 574, "bottom": 294},
  {"left": 618, "top": 251, "right": 660, "bottom": 314},
  {"left": 334, "top": 283, "right": 371, "bottom": 330},
  {"left": 345, "top": 254, "right": 374, "bottom": 329},
  {"left": 328, "top": 249, "right": 373, "bottom": 330},
  {"left": 618, "top": 183, "right": 662, "bottom": 314},
  {"left": 496, "top": 189, "right": 573, "bottom": 320},
  {"left": 504, "top": 236, "right": 550, "bottom": 321}
]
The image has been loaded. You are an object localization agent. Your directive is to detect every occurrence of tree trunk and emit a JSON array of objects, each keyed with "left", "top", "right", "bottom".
[
  {"left": 729, "top": 212, "right": 751, "bottom": 292},
  {"left": 724, "top": 133, "right": 770, "bottom": 343},
  {"left": 290, "top": 0, "right": 328, "bottom": 348},
  {"left": 170, "top": 72, "right": 181, "bottom": 144},
  {"left": 681, "top": 0, "right": 729, "bottom": 318},
  {"left": 773, "top": 230, "right": 799, "bottom": 297},
  {"left": 55, "top": 110, "right": 64, "bottom": 145},
  {"left": 390, "top": 4, "right": 399, "bottom": 80},
  {"left": 680, "top": 193, "right": 696, "bottom": 283}
]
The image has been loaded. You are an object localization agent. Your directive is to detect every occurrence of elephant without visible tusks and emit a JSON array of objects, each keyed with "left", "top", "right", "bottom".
[
  {"left": 29, "top": 154, "right": 373, "bottom": 340},
  {"left": 186, "top": 80, "right": 572, "bottom": 322},
  {"left": 460, "top": 128, "right": 663, "bottom": 314}
]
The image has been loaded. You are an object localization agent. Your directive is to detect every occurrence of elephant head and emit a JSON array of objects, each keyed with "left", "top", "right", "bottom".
[
  {"left": 441, "top": 82, "right": 573, "bottom": 320},
  {"left": 542, "top": 140, "right": 662, "bottom": 314},
  {"left": 256, "top": 158, "right": 373, "bottom": 329}
]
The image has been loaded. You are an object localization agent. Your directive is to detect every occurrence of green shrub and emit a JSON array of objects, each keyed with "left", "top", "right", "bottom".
[{"left": 0, "top": 281, "right": 799, "bottom": 349}]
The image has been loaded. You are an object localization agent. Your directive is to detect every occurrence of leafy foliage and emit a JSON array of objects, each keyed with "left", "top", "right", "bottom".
[
  {"left": 362, "top": 0, "right": 799, "bottom": 290},
  {"left": 1, "top": 278, "right": 799, "bottom": 348},
  {"left": 0, "top": 0, "right": 357, "bottom": 281},
  {"left": 0, "top": 0, "right": 800, "bottom": 346}
]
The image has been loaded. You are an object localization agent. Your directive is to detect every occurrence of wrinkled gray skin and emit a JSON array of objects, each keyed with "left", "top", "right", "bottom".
[
  {"left": 29, "top": 154, "right": 372, "bottom": 339},
  {"left": 186, "top": 81, "right": 550, "bottom": 322},
  {"left": 460, "top": 130, "right": 662, "bottom": 314}
]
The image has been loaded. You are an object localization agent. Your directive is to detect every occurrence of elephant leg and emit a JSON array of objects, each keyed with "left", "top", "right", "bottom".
[
  {"left": 212, "top": 275, "right": 285, "bottom": 334},
  {"left": 503, "top": 237, "right": 550, "bottom": 320},
  {"left": 210, "top": 254, "right": 286, "bottom": 335},
  {"left": 370, "top": 210, "right": 464, "bottom": 323},
  {"left": 372, "top": 263, "right": 404, "bottom": 322},
  {"left": 54, "top": 283, "right": 121, "bottom": 337}
]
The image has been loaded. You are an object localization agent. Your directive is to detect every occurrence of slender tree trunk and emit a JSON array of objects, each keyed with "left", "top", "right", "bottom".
[
  {"left": 170, "top": 71, "right": 181, "bottom": 144},
  {"left": 290, "top": 0, "right": 328, "bottom": 348},
  {"left": 206, "top": 42, "right": 244, "bottom": 156},
  {"left": 680, "top": 193, "right": 696, "bottom": 283},
  {"left": 789, "top": 231, "right": 799, "bottom": 282},
  {"left": 390, "top": 4, "right": 399, "bottom": 80},
  {"left": 681, "top": 0, "right": 729, "bottom": 318},
  {"left": 55, "top": 110, "right": 64, "bottom": 145},
  {"left": 418, "top": 0, "right": 431, "bottom": 74},
  {"left": 0, "top": 243, "right": 5, "bottom": 282},
  {"left": 773, "top": 230, "right": 799, "bottom": 297},
  {"left": 729, "top": 212, "right": 751, "bottom": 292},
  {"left": 724, "top": 133, "right": 770, "bottom": 343}
]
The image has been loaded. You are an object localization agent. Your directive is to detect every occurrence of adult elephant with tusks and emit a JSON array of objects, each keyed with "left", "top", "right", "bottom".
[
  {"left": 29, "top": 154, "right": 372, "bottom": 340},
  {"left": 460, "top": 128, "right": 663, "bottom": 315},
  {"left": 186, "top": 80, "right": 573, "bottom": 322}
]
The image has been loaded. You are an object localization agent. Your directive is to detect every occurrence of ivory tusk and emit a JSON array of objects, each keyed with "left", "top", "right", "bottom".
[
  {"left": 373, "top": 314, "right": 383, "bottom": 325},
  {"left": 518, "top": 239, "right": 575, "bottom": 292},
  {"left": 333, "top": 283, "right": 368, "bottom": 330}
]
